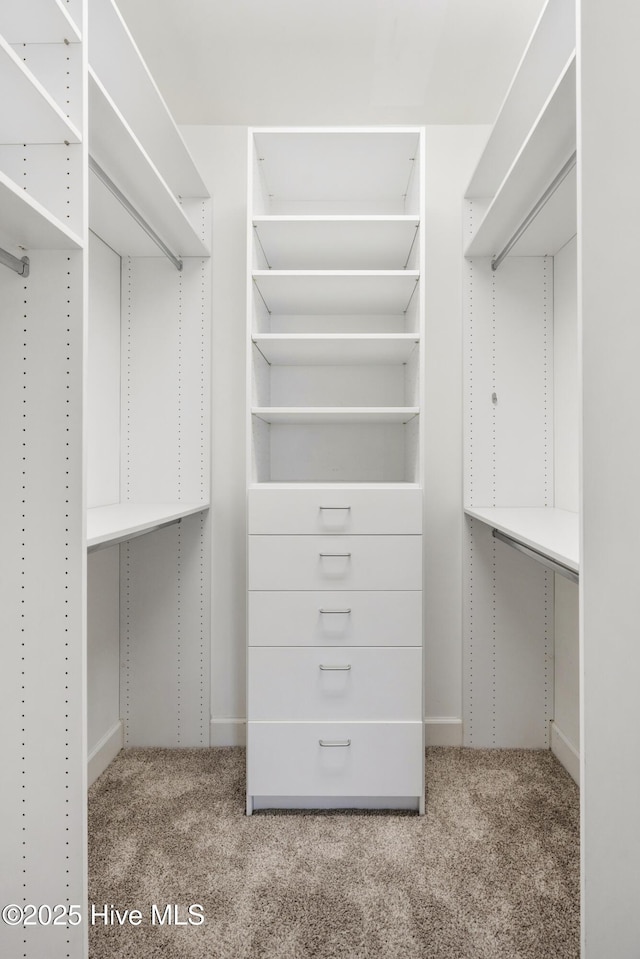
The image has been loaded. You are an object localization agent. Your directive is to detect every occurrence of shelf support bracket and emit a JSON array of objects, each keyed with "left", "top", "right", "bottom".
[
  {"left": 0, "top": 246, "right": 29, "bottom": 278},
  {"left": 492, "top": 528, "right": 579, "bottom": 583},
  {"left": 89, "top": 156, "right": 183, "bottom": 272}
]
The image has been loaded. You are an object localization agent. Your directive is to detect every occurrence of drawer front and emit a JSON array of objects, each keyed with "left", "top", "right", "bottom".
[
  {"left": 248, "top": 590, "right": 422, "bottom": 647},
  {"left": 248, "top": 535, "right": 422, "bottom": 591},
  {"left": 247, "top": 722, "right": 423, "bottom": 797},
  {"left": 248, "top": 647, "right": 421, "bottom": 721},
  {"left": 248, "top": 487, "right": 422, "bottom": 535}
]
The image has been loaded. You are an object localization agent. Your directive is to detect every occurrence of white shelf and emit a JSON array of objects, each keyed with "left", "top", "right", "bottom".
[
  {"left": 252, "top": 334, "right": 419, "bottom": 366},
  {"left": 249, "top": 482, "right": 421, "bottom": 489},
  {"left": 88, "top": 70, "right": 209, "bottom": 258},
  {"left": 0, "top": 0, "right": 81, "bottom": 42},
  {"left": 466, "top": 0, "right": 576, "bottom": 198},
  {"left": 253, "top": 129, "right": 420, "bottom": 212},
  {"left": 0, "top": 169, "right": 83, "bottom": 251},
  {"left": 87, "top": 502, "right": 208, "bottom": 549},
  {"left": 464, "top": 506, "right": 578, "bottom": 572},
  {"left": 88, "top": 0, "right": 207, "bottom": 198},
  {"left": 253, "top": 271, "right": 419, "bottom": 315},
  {"left": 253, "top": 216, "right": 419, "bottom": 269},
  {"left": 465, "top": 54, "right": 576, "bottom": 259},
  {"left": 253, "top": 407, "right": 419, "bottom": 425},
  {"left": 0, "top": 34, "right": 81, "bottom": 144}
]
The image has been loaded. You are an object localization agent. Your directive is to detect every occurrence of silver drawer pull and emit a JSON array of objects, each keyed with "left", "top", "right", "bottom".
[
  {"left": 319, "top": 739, "right": 351, "bottom": 748},
  {"left": 319, "top": 608, "right": 351, "bottom": 614},
  {"left": 319, "top": 506, "right": 351, "bottom": 510},
  {"left": 319, "top": 664, "right": 351, "bottom": 671},
  {"left": 319, "top": 552, "right": 351, "bottom": 558}
]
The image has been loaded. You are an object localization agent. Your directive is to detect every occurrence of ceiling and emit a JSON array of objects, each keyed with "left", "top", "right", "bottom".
[{"left": 115, "top": 0, "right": 546, "bottom": 127}]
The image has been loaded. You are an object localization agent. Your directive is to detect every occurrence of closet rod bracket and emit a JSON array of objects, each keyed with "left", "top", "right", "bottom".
[{"left": 0, "top": 246, "right": 30, "bottom": 277}]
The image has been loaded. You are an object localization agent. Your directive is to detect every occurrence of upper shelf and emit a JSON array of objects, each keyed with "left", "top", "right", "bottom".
[
  {"left": 253, "top": 407, "right": 419, "bottom": 425},
  {"left": 465, "top": 54, "right": 576, "bottom": 259},
  {"left": 253, "top": 271, "right": 419, "bottom": 315},
  {"left": 88, "top": 70, "right": 209, "bottom": 258},
  {"left": 253, "top": 216, "right": 419, "bottom": 270},
  {"left": 253, "top": 128, "right": 421, "bottom": 215},
  {"left": 0, "top": 0, "right": 81, "bottom": 42},
  {"left": 88, "top": 0, "right": 207, "bottom": 199},
  {"left": 466, "top": 0, "right": 575, "bottom": 199},
  {"left": 252, "top": 334, "right": 419, "bottom": 366},
  {"left": 0, "top": 169, "right": 83, "bottom": 251},
  {"left": 87, "top": 502, "right": 209, "bottom": 550},
  {"left": 465, "top": 506, "right": 578, "bottom": 573},
  {"left": 0, "top": 34, "right": 81, "bottom": 144}
]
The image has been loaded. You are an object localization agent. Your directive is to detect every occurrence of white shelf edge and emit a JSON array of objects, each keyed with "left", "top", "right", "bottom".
[
  {"left": 0, "top": 168, "right": 83, "bottom": 250},
  {"left": 465, "top": 0, "right": 576, "bottom": 198},
  {"left": 253, "top": 270, "right": 420, "bottom": 278},
  {"left": 86, "top": 502, "right": 209, "bottom": 549},
  {"left": 88, "top": 68, "right": 210, "bottom": 258},
  {"left": 248, "top": 482, "right": 421, "bottom": 489},
  {"left": 464, "top": 52, "right": 576, "bottom": 259},
  {"left": 0, "top": 35, "right": 82, "bottom": 144},
  {"left": 464, "top": 506, "right": 579, "bottom": 572},
  {"left": 252, "top": 407, "right": 419, "bottom": 425},
  {"left": 252, "top": 215, "right": 420, "bottom": 223},
  {"left": 88, "top": 0, "right": 208, "bottom": 197}
]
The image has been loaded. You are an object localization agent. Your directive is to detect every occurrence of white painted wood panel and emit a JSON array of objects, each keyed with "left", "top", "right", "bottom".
[
  {"left": 248, "top": 590, "right": 422, "bottom": 647},
  {"left": 553, "top": 235, "right": 578, "bottom": 511},
  {"left": 252, "top": 334, "right": 419, "bottom": 366},
  {"left": 0, "top": 166, "right": 83, "bottom": 251},
  {"left": 248, "top": 486, "right": 422, "bottom": 534},
  {"left": 464, "top": 506, "right": 578, "bottom": 572},
  {"left": 253, "top": 216, "right": 419, "bottom": 270},
  {"left": 466, "top": 55, "right": 576, "bottom": 259},
  {"left": 267, "top": 364, "right": 406, "bottom": 408},
  {"left": 248, "top": 647, "right": 421, "bottom": 721},
  {"left": 252, "top": 129, "right": 420, "bottom": 214},
  {"left": 266, "top": 422, "right": 411, "bottom": 483},
  {"left": 253, "top": 271, "right": 419, "bottom": 315},
  {"left": 87, "top": 548, "right": 120, "bottom": 755},
  {"left": 87, "top": 502, "right": 208, "bottom": 548},
  {"left": 247, "top": 722, "right": 423, "bottom": 797},
  {"left": 0, "top": 0, "right": 81, "bottom": 43},
  {"left": 249, "top": 535, "right": 422, "bottom": 592}
]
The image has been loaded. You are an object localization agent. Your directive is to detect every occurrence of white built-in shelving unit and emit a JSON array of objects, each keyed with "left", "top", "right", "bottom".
[
  {"left": 246, "top": 127, "right": 425, "bottom": 814},
  {"left": 0, "top": 1, "right": 87, "bottom": 955},
  {"left": 1, "top": 0, "right": 211, "bottom": 954},
  {"left": 462, "top": 0, "right": 578, "bottom": 755}
]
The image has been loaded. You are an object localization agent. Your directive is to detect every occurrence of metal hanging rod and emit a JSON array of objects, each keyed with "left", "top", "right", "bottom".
[
  {"left": 491, "top": 150, "right": 577, "bottom": 272},
  {"left": 0, "top": 246, "right": 29, "bottom": 278},
  {"left": 492, "top": 528, "right": 579, "bottom": 584},
  {"left": 89, "top": 156, "right": 183, "bottom": 272}
]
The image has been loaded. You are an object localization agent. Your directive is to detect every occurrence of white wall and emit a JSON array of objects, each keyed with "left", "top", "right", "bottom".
[
  {"left": 181, "top": 126, "right": 248, "bottom": 745},
  {"left": 182, "top": 124, "right": 487, "bottom": 745},
  {"left": 423, "top": 126, "right": 489, "bottom": 744},
  {"left": 552, "top": 235, "right": 579, "bottom": 781}
]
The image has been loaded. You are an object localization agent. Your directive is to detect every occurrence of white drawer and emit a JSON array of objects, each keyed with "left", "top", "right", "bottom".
[
  {"left": 248, "top": 590, "right": 422, "bottom": 646},
  {"left": 248, "top": 535, "right": 422, "bottom": 591},
  {"left": 247, "top": 722, "right": 423, "bottom": 797},
  {"left": 249, "top": 487, "right": 422, "bottom": 534},
  {"left": 248, "top": 647, "right": 421, "bottom": 721}
]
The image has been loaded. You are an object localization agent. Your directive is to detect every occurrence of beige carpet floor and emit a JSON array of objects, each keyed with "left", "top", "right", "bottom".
[{"left": 88, "top": 747, "right": 579, "bottom": 959}]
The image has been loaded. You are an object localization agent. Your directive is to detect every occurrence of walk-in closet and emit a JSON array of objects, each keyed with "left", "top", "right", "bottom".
[{"left": 1, "top": 0, "right": 639, "bottom": 956}]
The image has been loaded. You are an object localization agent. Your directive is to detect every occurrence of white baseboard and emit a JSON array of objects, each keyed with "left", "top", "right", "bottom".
[
  {"left": 550, "top": 721, "right": 580, "bottom": 785},
  {"left": 88, "top": 720, "right": 124, "bottom": 786},
  {"left": 424, "top": 717, "right": 463, "bottom": 746},
  {"left": 210, "top": 718, "right": 247, "bottom": 747}
]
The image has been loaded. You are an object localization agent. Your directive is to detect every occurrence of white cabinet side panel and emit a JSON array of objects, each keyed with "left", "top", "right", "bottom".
[
  {"left": 463, "top": 519, "right": 552, "bottom": 747},
  {"left": 120, "top": 515, "right": 210, "bottom": 746},
  {"left": 0, "top": 252, "right": 85, "bottom": 957},
  {"left": 465, "top": 254, "right": 553, "bottom": 509},
  {"left": 580, "top": 3, "right": 640, "bottom": 953},
  {"left": 121, "top": 250, "right": 210, "bottom": 504},
  {"left": 87, "top": 547, "right": 120, "bottom": 755},
  {"left": 87, "top": 231, "right": 120, "bottom": 508}
]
